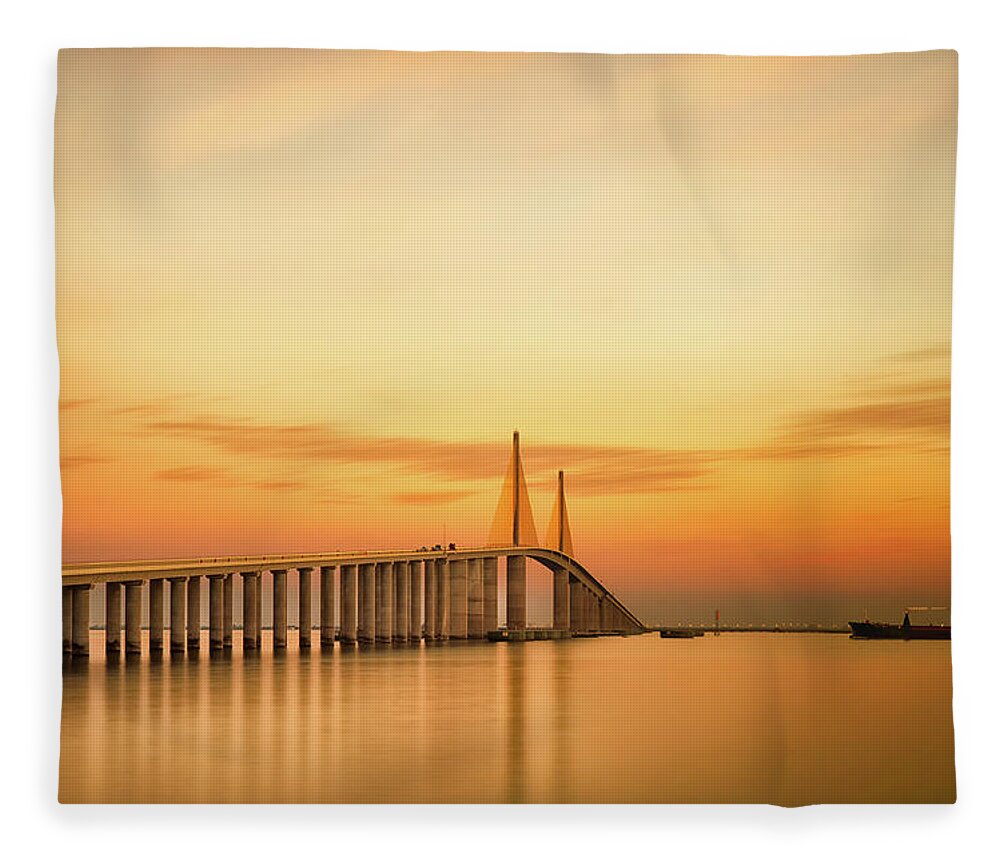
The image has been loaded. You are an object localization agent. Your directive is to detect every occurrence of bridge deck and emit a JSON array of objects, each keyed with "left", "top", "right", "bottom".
[{"left": 61, "top": 545, "right": 645, "bottom": 632}]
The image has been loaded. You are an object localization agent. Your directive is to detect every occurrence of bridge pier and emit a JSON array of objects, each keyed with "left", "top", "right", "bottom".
[
  {"left": 376, "top": 562, "right": 393, "bottom": 643},
  {"left": 62, "top": 588, "right": 72, "bottom": 654},
  {"left": 242, "top": 572, "right": 258, "bottom": 651},
  {"left": 340, "top": 564, "right": 357, "bottom": 644},
  {"left": 424, "top": 559, "right": 437, "bottom": 639},
  {"left": 467, "top": 557, "right": 484, "bottom": 639},
  {"left": 483, "top": 557, "right": 498, "bottom": 634},
  {"left": 71, "top": 584, "right": 90, "bottom": 656},
  {"left": 298, "top": 567, "right": 313, "bottom": 648},
  {"left": 187, "top": 576, "right": 201, "bottom": 650},
  {"left": 105, "top": 582, "right": 121, "bottom": 654},
  {"left": 408, "top": 560, "right": 422, "bottom": 641},
  {"left": 569, "top": 577, "right": 584, "bottom": 632},
  {"left": 169, "top": 578, "right": 186, "bottom": 653},
  {"left": 167, "top": 576, "right": 187, "bottom": 654},
  {"left": 255, "top": 573, "right": 263, "bottom": 649},
  {"left": 507, "top": 555, "right": 526, "bottom": 630},
  {"left": 553, "top": 567, "right": 570, "bottom": 631},
  {"left": 125, "top": 581, "right": 143, "bottom": 654},
  {"left": 321, "top": 566, "right": 336, "bottom": 647},
  {"left": 358, "top": 563, "right": 375, "bottom": 644},
  {"left": 448, "top": 558, "right": 468, "bottom": 639},
  {"left": 615, "top": 604, "right": 628, "bottom": 633},
  {"left": 208, "top": 575, "right": 225, "bottom": 650},
  {"left": 149, "top": 578, "right": 164, "bottom": 651},
  {"left": 393, "top": 561, "right": 408, "bottom": 642},
  {"left": 222, "top": 574, "right": 233, "bottom": 648},
  {"left": 272, "top": 569, "right": 287, "bottom": 648},
  {"left": 434, "top": 558, "right": 448, "bottom": 639}
]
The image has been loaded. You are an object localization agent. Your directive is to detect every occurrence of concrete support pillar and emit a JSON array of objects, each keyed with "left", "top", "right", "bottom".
[
  {"left": 105, "top": 582, "right": 121, "bottom": 654},
  {"left": 588, "top": 591, "right": 598, "bottom": 632},
  {"left": 340, "top": 564, "right": 357, "bottom": 644},
  {"left": 408, "top": 560, "right": 422, "bottom": 641},
  {"left": 242, "top": 572, "right": 258, "bottom": 651},
  {"left": 187, "top": 576, "right": 201, "bottom": 650},
  {"left": 393, "top": 561, "right": 409, "bottom": 642},
  {"left": 607, "top": 605, "right": 620, "bottom": 632},
  {"left": 169, "top": 578, "right": 186, "bottom": 653},
  {"left": 448, "top": 558, "right": 469, "bottom": 640},
  {"left": 222, "top": 575, "right": 233, "bottom": 647},
  {"left": 125, "top": 581, "right": 143, "bottom": 654},
  {"left": 62, "top": 588, "right": 72, "bottom": 654},
  {"left": 298, "top": 567, "right": 313, "bottom": 649},
  {"left": 506, "top": 555, "right": 526, "bottom": 630},
  {"left": 424, "top": 559, "right": 437, "bottom": 639},
  {"left": 255, "top": 572, "right": 263, "bottom": 649},
  {"left": 599, "top": 596, "right": 609, "bottom": 632},
  {"left": 553, "top": 567, "right": 570, "bottom": 631},
  {"left": 71, "top": 585, "right": 91, "bottom": 656},
  {"left": 272, "top": 569, "right": 287, "bottom": 648},
  {"left": 467, "top": 557, "right": 484, "bottom": 639},
  {"left": 321, "top": 566, "right": 336, "bottom": 647},
  {"left": 434, "top": 558, "right": 449, "bottom": 639},
  {"left": 569, "top": 577, "right": 584, "bottom": 632},
  {"left": 209, "top": 576, "right": 224, "bottom": 650},
  {"left": 483, "top": 557, "right": 498, "bottom": 633},
  {"left": 376, "top": 562, "right": 393, "bottom": 643},
  {"left": 149, "top": 579, "right": 164, "bottom": 651},
  {"left": 358, "top": 563, "right": 375, "bottom": 644}
]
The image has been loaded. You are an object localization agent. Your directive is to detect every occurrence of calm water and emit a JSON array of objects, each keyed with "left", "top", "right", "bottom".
[{"left": 59, "top": 632, "right": 955, "bottom": 804}]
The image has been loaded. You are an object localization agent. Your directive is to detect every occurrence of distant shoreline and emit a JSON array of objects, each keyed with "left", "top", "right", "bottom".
[{"left": 653, "top": 626, "right": 852, "bottom": 635}]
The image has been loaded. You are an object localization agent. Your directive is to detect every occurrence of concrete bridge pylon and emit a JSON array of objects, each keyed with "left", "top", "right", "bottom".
[
  {"left": 487, "top": 430, "right": 538, "bottom": 548},
  {"left": 545, "top": 470, "right": 574, "bottom": 557}
]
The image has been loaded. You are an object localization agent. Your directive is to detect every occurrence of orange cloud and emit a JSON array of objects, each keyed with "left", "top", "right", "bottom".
[
  {"left": 59, "top": 399, "right": 96, "bottom": 411},
  {"left": 772, "top": 396, "right": 949, "bottom": 441},
  {"left": 391, "top": 490, "right": 479, "bottom": 506},
  {"left": 132, "top": 387, "right": 949, "bottom": 498},
  {"left": 890, "top": 345, "right": 951, "bottom": 362},
  {"left": 154, "top": 464, "right": 304, "bottom": 492},
  {"left": 61, "top": 454, "right": 111, "bottom": 469},
  {"left": 154, "top": 465, "right": 229, "bottom": 483}
]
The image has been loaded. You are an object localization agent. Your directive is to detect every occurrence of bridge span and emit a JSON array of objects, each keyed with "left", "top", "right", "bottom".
[{"left": 61, "top": 433, "right": 647, "bottom": 657}]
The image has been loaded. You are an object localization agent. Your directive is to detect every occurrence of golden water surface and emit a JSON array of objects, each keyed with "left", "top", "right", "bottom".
[{"left": 59, "top": 633, "right": 954, "bottom": 804}]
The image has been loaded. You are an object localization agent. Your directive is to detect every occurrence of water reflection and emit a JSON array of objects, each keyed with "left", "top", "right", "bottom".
[{"left": 60, "top": 633, "right": 955, "bottom": 804}]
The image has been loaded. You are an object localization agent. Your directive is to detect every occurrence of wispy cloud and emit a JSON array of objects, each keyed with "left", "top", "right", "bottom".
[
  {"left": 139, "top": 418, "right": 715, "bottom": 495},
  {"left": 889, "top": 344, "right": 950, "bottom": 362},
  {"left": 131, "top": 382, "right": 949, "bottom": 499},
  {"left": 61, "top": 454, "right": 111, "bottom": 469},
  {"left": 859, "top": 378, "right": 951, "bottom": 399},
  {"left": 59, "top": 399, "right": 97, "bottom": 412},
  {"left": 153, "top": 464, "right": 303, "bottom": 492},
  {"left": 155, "top": 466, "right": 230, "bottom": 483},
  {"left": 141, "top": 419, "right": 508, "bottom": 478},
  {"left": 111, "top": 394, "right": 198, "bottom": 416},
  {"left": 391, "top": 490, "right": 479, "bottom": 506},
  {"left": 772, "top": 397, "right": 950, "bottom": 440}
]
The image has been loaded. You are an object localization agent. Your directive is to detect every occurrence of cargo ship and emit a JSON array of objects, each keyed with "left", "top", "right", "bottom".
[
  {"left": 659, "top": 629, "right": 703, "bottom": 639},
  {"left": 849, "top": 607, "right": 950, "bottom": 640}
]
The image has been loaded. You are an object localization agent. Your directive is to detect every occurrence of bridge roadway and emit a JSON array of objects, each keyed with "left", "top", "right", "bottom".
[{"left": 61, "top": 545, "right": 647, "bottom": 657}]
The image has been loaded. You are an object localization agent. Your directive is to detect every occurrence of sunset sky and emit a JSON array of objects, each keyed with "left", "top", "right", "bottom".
[{"left": 56, "top": 49, "right": 955, "bottom": 625}]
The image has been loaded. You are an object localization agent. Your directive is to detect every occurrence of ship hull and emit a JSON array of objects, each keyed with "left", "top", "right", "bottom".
[{"left": 849, "top": 621, "right": 950, "bottom": 640}]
